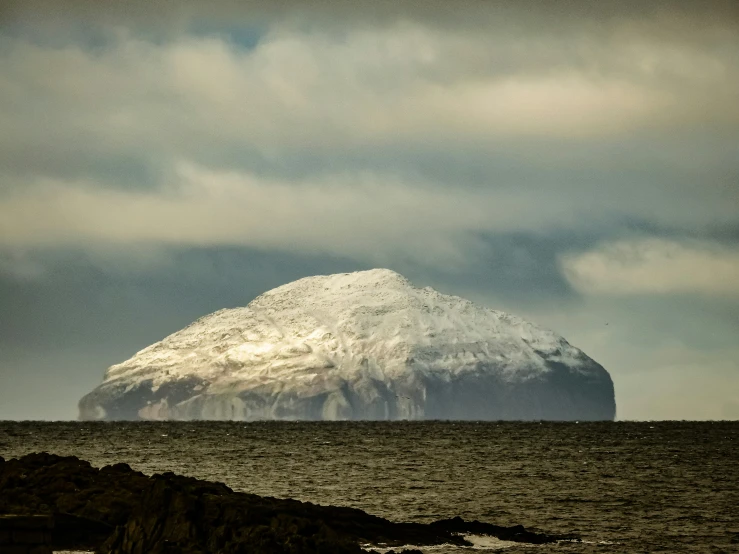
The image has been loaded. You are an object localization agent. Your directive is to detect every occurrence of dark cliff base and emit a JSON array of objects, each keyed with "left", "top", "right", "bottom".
[
  {"left": 79, "top": 363, "right": 616, "bottom": 422},
  {"left": 0, "top": 453, "right": 577, "bottom": 553}
]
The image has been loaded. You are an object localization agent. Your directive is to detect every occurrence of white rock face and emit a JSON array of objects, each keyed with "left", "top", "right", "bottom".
[{"left": 79, "top": 269, "right": 615, "bottom": 421}]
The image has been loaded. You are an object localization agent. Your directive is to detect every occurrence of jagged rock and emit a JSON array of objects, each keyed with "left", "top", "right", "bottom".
[
  {"left": 0, "top": 453, "right": 576, "bottom": 553},
  {"left": 80, "top": 269, "right": 615, "bottom": 421}
]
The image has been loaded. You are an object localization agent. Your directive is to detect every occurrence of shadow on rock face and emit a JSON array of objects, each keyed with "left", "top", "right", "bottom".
[
  {"left": 78, "top": 270, "right": 616, "bottom": 424},
  {"left": 0, "top": 453, "right": 578, "bottom": 553}
]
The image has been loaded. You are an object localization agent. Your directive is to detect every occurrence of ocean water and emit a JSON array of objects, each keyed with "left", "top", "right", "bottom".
[{"left": 1, "top": 421, "right": 737, "bottom": 553}]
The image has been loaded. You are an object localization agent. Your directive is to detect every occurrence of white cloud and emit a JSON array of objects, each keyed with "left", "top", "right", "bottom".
[
  {"left": 0, "top": 22, "right": 736, "bottom": 263},
  {"left": 0, "top": 19, "right": 735, "bottom": 248},
  {"left": 561, "top": 238, "right": 739, "bottom": 297},
  {"left": 1, "top": 19, "right": 737, "bottom": 165},
  {"left": 0, "top": 162, "right": 592, "bottom": 266}
]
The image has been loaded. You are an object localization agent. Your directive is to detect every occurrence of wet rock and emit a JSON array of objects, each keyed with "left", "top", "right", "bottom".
[
  {"left": 0, "top": 515, "right": 53, "bottom": 554},
  {"left": 0, "top": 453, "right": 575, "bottom": 553},
  {"left": 430, "top": 516, "right": 579, "bottom": 544}
]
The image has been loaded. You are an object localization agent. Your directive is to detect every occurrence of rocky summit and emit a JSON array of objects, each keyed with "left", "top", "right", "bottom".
[{"left": 79, "top": 269, "right": 615, "bottom": 421}]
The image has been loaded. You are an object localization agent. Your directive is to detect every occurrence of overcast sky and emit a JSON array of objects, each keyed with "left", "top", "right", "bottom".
[{"left": 1, "top": 0, "right": 738, "bottom": 420}]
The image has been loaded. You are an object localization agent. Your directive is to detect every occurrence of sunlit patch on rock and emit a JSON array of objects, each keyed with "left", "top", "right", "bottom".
[{"left": 79, "top": 269, "right": 615, "bottom": 421}]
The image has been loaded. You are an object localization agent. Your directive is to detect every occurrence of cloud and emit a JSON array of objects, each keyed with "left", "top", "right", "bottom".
[
  {"left": 1, "top": 0, "right": 738, "bottom": 421},
  {"left": 0, "top": 19, "right": 737, "bottom": 267},
  {"left": 561, "top": 238, "right": 739, "bottom": 297},
  {"left": 0, "top": 162, "right": 581, "bottom": 267},
  {"left": 1, "top": 14, "right": 737, "bottom": 177},
  {"left": 2, "top": 1, "right": 737, "bottom": 33}
]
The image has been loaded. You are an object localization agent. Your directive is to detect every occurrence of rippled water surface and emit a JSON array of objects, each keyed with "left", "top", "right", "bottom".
[{"left": 1, "top": 421, "right": 737, "bottom": 552}]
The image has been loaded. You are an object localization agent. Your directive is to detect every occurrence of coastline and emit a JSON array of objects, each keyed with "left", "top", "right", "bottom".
[{"left": 1, "top": 453, "right": 574, "bottom": 553}]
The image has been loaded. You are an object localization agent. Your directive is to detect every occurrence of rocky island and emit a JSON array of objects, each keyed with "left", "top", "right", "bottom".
[{"left": 80, "top": 269, "right": 615, "bottom": 421}]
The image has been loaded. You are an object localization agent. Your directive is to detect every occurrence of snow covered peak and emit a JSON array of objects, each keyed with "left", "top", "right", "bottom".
[
  {"left": 249, "top": 269, "right": 416, "bottom": 313},
  {"left": 266, "top": 268, "right": 410, "bottom": 292},
  {"left": 80, "top": 270, "right": 615, "bottom": 421},
  {"left": 246, "top": 267, "right": 564, "bottom": 355}
]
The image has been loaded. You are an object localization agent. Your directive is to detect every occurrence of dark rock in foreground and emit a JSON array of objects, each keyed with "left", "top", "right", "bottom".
[{"left": 0, "top": 452, "right": 577, "bottom": 553}]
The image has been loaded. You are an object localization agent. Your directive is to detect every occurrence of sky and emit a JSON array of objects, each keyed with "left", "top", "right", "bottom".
[{"left": 0, "top": 0, "right": 738, "bottom": 420}]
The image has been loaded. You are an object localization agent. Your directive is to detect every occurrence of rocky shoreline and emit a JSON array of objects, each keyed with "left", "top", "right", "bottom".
[{"left": 0, "top": 453, "right": 577, "bottom": 553}]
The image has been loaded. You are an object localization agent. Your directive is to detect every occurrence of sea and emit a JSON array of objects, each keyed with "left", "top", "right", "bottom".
[{"left": 1, "top": 421, "right": 737, "bottom": 553}]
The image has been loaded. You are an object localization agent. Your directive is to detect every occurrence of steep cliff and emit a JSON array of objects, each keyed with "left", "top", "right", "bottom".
[{"left": 79, "top": 269, "right": 615, "bottom": 421}]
